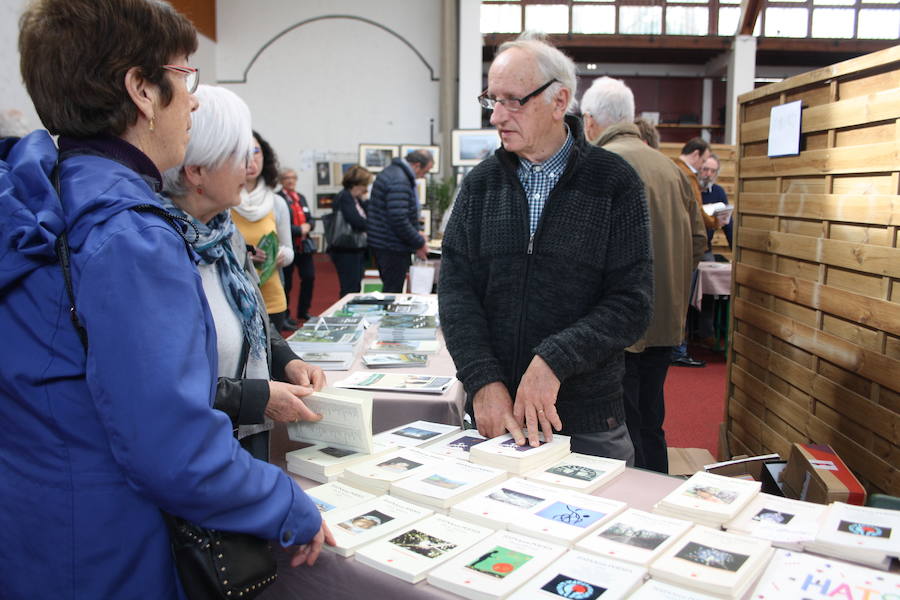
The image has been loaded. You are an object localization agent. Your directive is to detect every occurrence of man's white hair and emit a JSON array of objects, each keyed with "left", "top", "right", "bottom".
[
  {"left": 580, "top": 76, "right": 635, "bottom": 128},
  {"left": 497, "top": 32, "right": 578, "bottom": 112},
  {"left": 162, "top": 85, "right": 252, "bottom": 197}
]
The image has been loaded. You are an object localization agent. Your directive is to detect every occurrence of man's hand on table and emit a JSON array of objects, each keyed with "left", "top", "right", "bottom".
[
  {"left": 513, "top": 354, "right": 562, "bottom": 447},
  {"left": 473, "top": 381, "right": 526, "bottom": 446}
]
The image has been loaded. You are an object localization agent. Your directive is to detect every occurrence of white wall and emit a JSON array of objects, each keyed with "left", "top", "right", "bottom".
[
  {"left": 216, "top": 0, "right": 444, "bottom": 207},
  {"left": 1, "top": 0, "right": 40, "bottom": 133}
]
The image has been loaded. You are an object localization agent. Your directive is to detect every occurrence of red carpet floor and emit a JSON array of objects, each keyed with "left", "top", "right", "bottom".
[{"left": 288, "top": 254, "right": 727, "bottom": 458}]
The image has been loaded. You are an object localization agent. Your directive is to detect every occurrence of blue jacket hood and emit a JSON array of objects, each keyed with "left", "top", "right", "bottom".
[{"left": 0, "top": 130, "right": 155, "bottom": 294}]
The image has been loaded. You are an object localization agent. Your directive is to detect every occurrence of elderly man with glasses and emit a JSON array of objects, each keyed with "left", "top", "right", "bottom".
[{"left": 438, "top": 34, "right": 652, "bottom": 464}]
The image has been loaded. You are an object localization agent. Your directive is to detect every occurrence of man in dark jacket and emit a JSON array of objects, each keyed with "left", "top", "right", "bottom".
[
  {"left": 439, "top": 35, "right": 652, "bottom": 463},
  {"left": 366, "top": 150, "right": 433, "bottom": 292}
]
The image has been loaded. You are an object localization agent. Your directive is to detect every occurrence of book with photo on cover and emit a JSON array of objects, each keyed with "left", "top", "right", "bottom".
[
  {"left": 450, "top": 477, "right": 575, "bottom": 531},
  {"left": 285, "top": 387, "right": 374, "bottom": 454},
  {"left": 361, "top": 352, "right": 428, "bottom": 368},
  {"left": 368, "top": 339, "right": 440, "bottom": 354},
  {"left": 355, "top": 513, "right": 494, "bottom": 583},
  {"left": 286, "top": 326, "right": 364, "bottom": 353},
  {"left": 804, "top": 501, "right": 899, "bottom": 569},
  {"left": 373, "top": 420, "right": 462, "bottom": 449},
  {"left": 523, "top": 452, "right": 625, "bottom": 494},
  {"left": 334, "top": 371, "right": 456, "bottom": 395},
  {"left": 303, "top": 481, "right": 376, "bottom": 514},
  {"left": 507, "top": 491, "right": 627, "bottom": 547},
  {"left": 285, "top": 442, "right": 392, "bottom": 483},
  {"left": 390, "top": 457, "right": 508, "bottom": 510},
  {"left": 653, "top": 470, "right": 761, "bottom": 528},
  {"left": 469, "top": 431, "right": 571, "bottom": 475},
  {"left": 649, "top": 525, "right": 774, "bottom": 599},
  {"left": 422, "top": 429, "right": 489, "bottom": 460},
  {"left": 629, "top": 579, "right": 722, "bottom": 600},
  {"left": 338, "top": 446, "right": 448, "bottom": 494},
  {"left": 426, "top": 530, "right": 567, "bottom": 600},
  {"left": 296, "top": 351, "right": 355, "bottom": 371},
  {"left": 749, "top": 548, "right": 900, "bottom": 599},
  {"left": 575, "top": 508, "right": 692, "bottom": 566},
  {"left": 724, "top": 493, "right": 826, "bottom": 550},
  {"left": 323, "top": 494, "right": 433, "bottom": 557},
  {"left": 507, "top": 549, "right": 647, "bottom": 600}
]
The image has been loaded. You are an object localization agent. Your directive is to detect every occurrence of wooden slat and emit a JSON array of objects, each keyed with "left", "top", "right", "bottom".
[
  {"left": 807, "top": 416, "right": 898, "bottom": 495},
  {"left": 740, "top": 142, "right": 900, "bottom": 178},
  {"left": 739, "top": 192, "right": 900, "bottom": 226}
]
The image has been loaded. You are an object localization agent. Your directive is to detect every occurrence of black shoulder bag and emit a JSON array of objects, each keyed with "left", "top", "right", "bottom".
[{"left": 53, "top": 162, "right": 277, "bottom": 600}]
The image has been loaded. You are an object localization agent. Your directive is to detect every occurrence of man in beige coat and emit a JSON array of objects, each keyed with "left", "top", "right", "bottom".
[{"left": 581, "top": 77, "right": 707, "bottom": 473}]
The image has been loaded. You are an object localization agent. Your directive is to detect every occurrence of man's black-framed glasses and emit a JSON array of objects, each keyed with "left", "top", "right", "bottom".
[{"left": 478, "top": 79, "right": 559, "bottom": 112}]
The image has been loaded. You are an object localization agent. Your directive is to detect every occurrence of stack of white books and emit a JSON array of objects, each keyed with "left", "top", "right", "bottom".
[
  {"left": 469, "top": 432, "right": 571, "bottom": 475},
  {"left": 368, "top": 339, "right": 440, "bottom": 354},
  {"left": 724, "top": 493, "right": 827, "bottom": 551},
  {"left": 422, "top": 429, "right": 489, "bottom": 459},
  {"left": 372, "top": 420, "right": 461, "bottom": 449},
  {"left": 652, "top": 471, "right": 761, "bottom": 528},
  {"left": 383, "top": 300, "right": 435, "bottom": 316},
  {"left": 649, "top": 525, "right": 774, "bottom": 599},
  {"left": 335, "top": 371, "right": 456, "bottom": 395},
  {"left": 390, "top": 458, "right": 508, "bottom": 510},
  {"left": 285, "top": 442, "right": 392, "bottom": 483},
  {"left": 507, "top": 550, "right": 647, "bottom": 600},
  {"left": 426, "top": 530, "right": 567, "bottom": 600},
  {"left": 303, "top": 481, "right": 375, "bottom": 514},
  {"left": 296, "top": 351, "right": 355, "bottom": 371},
  {"left": 523, "top": 452, "right": 625, "bottom": 493},
  {"left": 286, "top": 326, "right": 364, "bottom": 353},
  {"left": 804, "top": 502, "right": 899, "bottom": 570},
  {"left": 629, "top": 579, "right": 722, "bottom": 600},
  {"left": 750, "top": 548, "right": 900, "bottom": 598},
  {"left": 451, "top": 478, "right": 570, "bottom": 530},
  {"left": 323, "top": 495, "right": 433, "bottom": 557},
  {"left": 338, "top": 447, "right": 446, "bottom": 494},
  {"left": 376, "top": 315, "right": 439, "bottom": 341},
  {"left": 354, "top": 513, "right": 494, "bottom": 583},
  {"left": 575, "top": 508, "right": 693, "bottom": 566},
  {"left": 361, "top": 352, "right": 428, "bottom": 368},
  {"left": 506, "top": 491, "right": 627, "bottom": 547},
  {"left": 286, "top": 387, "right": 374, "bottom": 453}
]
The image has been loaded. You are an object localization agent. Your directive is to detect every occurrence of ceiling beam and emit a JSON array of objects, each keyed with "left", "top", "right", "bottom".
[{"left": 738, "top": 0, "right": 764, "bottom": 36}]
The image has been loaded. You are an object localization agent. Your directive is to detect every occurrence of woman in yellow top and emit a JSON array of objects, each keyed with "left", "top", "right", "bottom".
[{"left": 233, "top": 130, "right": 295, "bottom": 331}]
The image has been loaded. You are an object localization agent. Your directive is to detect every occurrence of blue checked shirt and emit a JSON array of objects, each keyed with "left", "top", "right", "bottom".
[{"left": 516, "top": 127, "right": 575, "bottom": 234}]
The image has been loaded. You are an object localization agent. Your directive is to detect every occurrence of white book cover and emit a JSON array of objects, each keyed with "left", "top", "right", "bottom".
[
  {"left": 334, "top": 371, "right": 456, "bottom": 395},
  {"left": 575, "top": 508, "right": 692, "bottom": 566},
  {"left": 451, "top": 478, "right": 568, "bottom": 530},
  {"left": 629, "top": 579, "right": 722, "bottom": 600},
  {"left": 285, "top": 442, "right": 391, "bottom": 483},
  {"left": 523, "top": 453, "right": 625, "bottom": 493},
  {"left": 650, "top": 525, "right": 774, "bottom": 599},
  {"left": 339, "top": 447, "right": 447, "bottom": 492},
  {"left": 296, "top": 351, "right": 355, "bottom": 370},
  {"left": 507, "top": 492, "right": 627, "bottom": 547},
  {"left": 507, "top": 550, "right": 647, "bottom": 600},
  {"left": 362, "top": 352, "right": 428, "bottom": 368},
  {"left": 469, "top": 431, "right": 571, "bottom": 474},
  {"left": 373, "top": 420, "right": 462, "bottom": 448},
  {"left": 390, "top": 458, "right": 508, "bottom": 509},
  {"left": 323, "top": 495, "right": 433, "bottom": 557},
  {"left": 355, "top": 513, "right": 494, "bottom": 583},
  {"left": 303, "top": 481, "right": 376, "bottom": 514},
  {"left": 422, "top": 429, "right": 489, "bottom": 459},
  {"left": 655, "top": 471, "right": 761, "bottom": 521},
  {"left": 285, "top": 387, "right": 374, "bottom": 453},
  {"left": 725, "top": 493, "right": 826, "bottom": 549},
  {"left": 427, "top": 530, "right": 567, "bottom": 600},
  {"left": 813, "top": 501, "right": 900, "bottom": 557},
  {"left": 369, "top": 339, "right": 440, "bottom": 354},
  {"left": 749, "top": 548, "right": 900, "bottom": 599}
]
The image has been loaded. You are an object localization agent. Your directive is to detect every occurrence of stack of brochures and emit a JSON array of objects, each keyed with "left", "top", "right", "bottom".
[
  {"left": 303, "top": 481, "right": 375, "bottom": 514},
  {"left": 804, "top": 502, "right": 899, "bottom": 569},
  {"left": 724, "top": 493, "right": 827, "bottom": 551},
  {"left": 368, "top": 339, "right": 440, "bottom": 354},
  {"left": 422, "top": 429, "right": 488, "bottom": 459},
  {"left": 372, "top": 420, "right": 461, "bottom": 449},
  {"left": 324, "top": 495, "right": 433, "bottom": 557},
  {"left": 649, "top": 525, "right": 774, "bottom": 599},
  {"left": 286, "top": 326, "right": 364, "bottom": 354},
  {"left": 284, "top": 442, "right": 392, "bottom": 483},
  {"left": 355, "top": 513, "right": 494, "bottom": 583},
  {"left": 339, "top": 447, "right": 446, "bottom": 494},
  {"left": 361, "top": 352, "right": 428, "bottom": 368},
  {"left": 652, "top": 471, "right": 761, "bottom": 528},
  {"left": 508, "top": 550, "right": 647, "bottom": 600},
  {"left": 335, "top": 372, "right": 456, "bottom": 395},
  {"left": 377, "top": 315, "right": 439, "bottom": 341},
  {"left": 296, "top": 351, "right": 354, "bottom": 371},
  {"left": 390, "top": 457, "right": 508, "bottom": 510},
  {"left": 575, "top": 508, "right": 692, "bottom": 566},
  {"left": 303, "top": 315, "right": 366, "bottom": 330},
  {"left": 522, "top": 453, "right": 625, "bottom": 494},
  {"left": 469, "top": 431, "right": 571, "bottom": 475}
]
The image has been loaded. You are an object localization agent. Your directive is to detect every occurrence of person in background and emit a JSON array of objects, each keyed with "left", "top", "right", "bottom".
[
  {"left": 439, "top": 34, "right": 652, "bottom": 462},
  {"left": 278, "top": 168, "right": 316, "bottom": 323},
  {"left": 699, "top": 154, "right": 733, "bottom": 249},
  {"left": 633, "top": 117, "right": 660, "bottom": 149},
  {"left": 581, "top": 76, "right": 707, "bottom": 473},
  {"left": 0, "top": 1, "right": 330, "bottom": 597},
  {"left": 329, "top": 165, "right": 374, "bottom": 298},
  {"left": 366, "top": 150, "right": 433, "bottom": 292},
  {"left": 161, "top": 85, "right": 327, "bottom": 461},
  {"left": 233, "top": 130, "right": 296, "bottom": 332}
]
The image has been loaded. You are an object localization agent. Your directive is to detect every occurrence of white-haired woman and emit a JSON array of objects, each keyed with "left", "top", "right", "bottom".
[{"left": 161, "top": 85, "right": 327, "bottom": 461}]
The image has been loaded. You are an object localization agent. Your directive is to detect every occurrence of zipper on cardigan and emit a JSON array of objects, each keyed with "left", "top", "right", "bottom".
[{"left": 527, "top": 233, "right": 534, "bottom": 255}]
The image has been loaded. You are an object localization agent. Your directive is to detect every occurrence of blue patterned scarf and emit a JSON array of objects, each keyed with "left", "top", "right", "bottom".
[{"left": 159, "top": 194, "right": 267, "bottom": 359}]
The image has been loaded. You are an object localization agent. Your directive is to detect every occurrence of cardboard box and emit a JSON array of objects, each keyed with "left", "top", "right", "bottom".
[
  {"left": 667, "top": 447, "right": 716, "bottom": 476},
  {"left": 703, "top": 453, "right": 781, "bottom": 480},
  {"left": 782, "top": 443, "right": 866, "bottom": 505}
]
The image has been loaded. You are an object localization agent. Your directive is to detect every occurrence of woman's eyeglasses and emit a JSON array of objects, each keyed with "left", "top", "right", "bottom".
[{"left": 162, "top": 65, "right": 199, "bottom": 94}]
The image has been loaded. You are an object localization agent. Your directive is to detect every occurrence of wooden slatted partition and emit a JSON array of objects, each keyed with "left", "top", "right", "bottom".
[{"left": 729, "top": 46, "right": 900, "bottom": 496}]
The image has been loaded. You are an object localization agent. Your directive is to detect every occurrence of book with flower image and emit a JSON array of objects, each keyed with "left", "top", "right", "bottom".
[
  {"left": 507, "top": 550, "right": 647, "bottom": 600},
  {"left": 422, "top": 429, "right": 489, "bottom": 459},
  {"left": 334, "top": 371, "right": 456, "bottom": 395},
  {"left": 450, "top": 477, "right": 566, "bottom": 530},
  {"left": 804, "top": 501, "right": 899, "bottom": 569},
  {"left": 523, "top": 452, "right": 625, "bottom": 493},
  {"left": 507, "top": 492, "right": 627, "bottom": 547},
  {"left": 323, "top": 495, "right": 433, "bottom": 557},
  {"left": 469, "top": 431, "right": 571, "bottom": 475},
  {"left": 355, "top": 513, "right": 494, "bottom": 583},
  {"left": 389, "top": 457, "right": 508, "bottom": 510},
  {"left": 652, "top": 470, "right": 761, "bottom": 528},
  {"left": 575, "top": 508, "right": 692, "bottom": 566},
  {"left": 724, "top": 493, "right": 827, "bottom": 550},
  {"left": 649, "top": 525, "right": 774, "bottom": 599},
  {"left": 373, "top": 420, "right": 462, "bottom": 449},
  {"left": 427, "top": 530, "right": 567, "bottom": 600},
  {"left": 304, "top": 481, "right": 376, "bottom": 514}
]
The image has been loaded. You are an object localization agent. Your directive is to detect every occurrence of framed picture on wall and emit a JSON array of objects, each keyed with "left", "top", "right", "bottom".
[
  {"left": 400, "top": 144, "right": 440, "bottom": 174},
  {"left": 331, "top": 162, "right": 356, "bottom": 186},
  {"left": 316, "top": 191, "right": 338, "bottom": 210},
  {"left": 315, "top": 161, "right": 331, "bottom": 186},
  {"left": 358, "top": 144, "right": 399, "bottom": 173},
  {"left": 451, "top": 129, "right": 501, "bottom": 167}
]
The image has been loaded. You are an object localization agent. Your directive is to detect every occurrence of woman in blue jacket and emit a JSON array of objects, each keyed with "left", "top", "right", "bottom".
[{"left": 0, "top": 1, "right": 329, "bottom": 598}]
